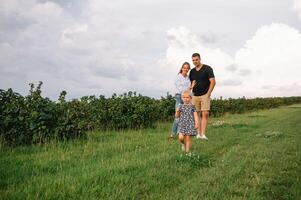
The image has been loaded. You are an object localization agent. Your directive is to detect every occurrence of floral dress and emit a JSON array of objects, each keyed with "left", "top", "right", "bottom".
[{"left": 178, "top": 103, "right": 197, "bottom": 136}]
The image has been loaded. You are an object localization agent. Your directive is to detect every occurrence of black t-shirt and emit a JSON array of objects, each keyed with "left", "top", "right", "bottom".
[{"left": 189, "top": 64, "right": 215, "bottom": 96}]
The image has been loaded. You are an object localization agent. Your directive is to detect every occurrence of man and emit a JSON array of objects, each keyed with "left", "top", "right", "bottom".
[{"left": 189, "top": 53, "right": 216, "bottom": 140}]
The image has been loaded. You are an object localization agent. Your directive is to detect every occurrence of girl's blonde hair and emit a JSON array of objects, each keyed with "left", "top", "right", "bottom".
[{"left": 181, "top": 90, "right": 192, "bottom": 97}]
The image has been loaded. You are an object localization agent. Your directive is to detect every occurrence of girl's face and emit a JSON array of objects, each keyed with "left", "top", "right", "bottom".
[
  {"left": 181, "top": 64, "right": 190, "bottom": 75},
  {"left": 181, "top": 94, "right": 191, "bottom": 104}
]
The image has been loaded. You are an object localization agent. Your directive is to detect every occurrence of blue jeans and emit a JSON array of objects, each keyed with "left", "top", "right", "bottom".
[{"left": 171, "top": 94, "right": 183, "bottom": 136}]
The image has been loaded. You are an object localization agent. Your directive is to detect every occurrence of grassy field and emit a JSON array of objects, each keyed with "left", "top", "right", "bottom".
[{"left": 1, "top": 104, "right": 301, "bottom": 200}]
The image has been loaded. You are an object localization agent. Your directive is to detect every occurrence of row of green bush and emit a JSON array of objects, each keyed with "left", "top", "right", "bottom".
[
  {"left": 210, "top": 95, "right": 301, "bottom": 117},
  {"left": 0, "top": 82, "right": 174, "bottom": 145},
  {"left": 1, "top": 82, "right": 300, "bottom": 146}
]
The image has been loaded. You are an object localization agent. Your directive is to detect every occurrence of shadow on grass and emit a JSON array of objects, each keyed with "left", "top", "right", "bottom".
[
  {"left": 212, "top": 123, "right": 259, "bottom": 130},
  {"left": 255, "top": 131, "right": 285, "bottom": 139},
  {"left": 175, "top": 153, "right": 215, "bottom": 169},
  {"left": 247, "top": 114, "right": 267, "bottom": 118},
  {"left": 259, "top": 178, "right": 295, "bottom": 200},
  {"left": 288, "top": 106, "right": 301, "bottom": 109}
]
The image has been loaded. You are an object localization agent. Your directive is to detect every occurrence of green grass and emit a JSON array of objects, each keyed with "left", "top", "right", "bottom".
[{"left": 1, "top": 104, "right": 301, "bottom": 200}]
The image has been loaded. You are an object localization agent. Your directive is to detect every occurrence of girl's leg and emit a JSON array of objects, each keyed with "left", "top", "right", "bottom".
[
  {"left": 178, "top": 133, "right": 185, "bottom": 144},
  {"left": 178, "top": 133, "right": 185, "bottom": 151},
  {"left": 185, "top": 136, "right": 192, "bottom": 152}
]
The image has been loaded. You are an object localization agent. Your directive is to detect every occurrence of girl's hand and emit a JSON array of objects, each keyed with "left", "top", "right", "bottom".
[{"left": 194, "top": 123, "right": 199, "bottom": 130}]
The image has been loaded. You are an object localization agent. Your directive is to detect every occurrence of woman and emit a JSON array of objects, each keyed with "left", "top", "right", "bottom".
[{"left": 170, "top": 62, "right": 193, "bottom": 139}]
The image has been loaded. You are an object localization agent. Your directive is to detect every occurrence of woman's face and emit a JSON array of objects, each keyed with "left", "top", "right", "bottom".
[{"left": 181, "top": 64, "right": 190, "bottom": 75}]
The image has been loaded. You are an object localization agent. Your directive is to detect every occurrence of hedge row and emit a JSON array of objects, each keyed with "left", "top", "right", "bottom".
[
  {"left": 210, "top": 96, "right": 301, "bottom": 117},
  {"left": 1, "top": 82, "right": 300, "bottom": 145},
  {"left": 0, "top": 82, "right": 175, "bottom": 145}
]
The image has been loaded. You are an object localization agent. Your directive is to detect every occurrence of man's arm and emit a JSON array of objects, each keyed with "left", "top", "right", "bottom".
[
  {"left": 190, "top": 80, "right": 196, "bottom": 90},
  {"left": 206, "top": 78, "right": 216, "bottom": 97}
]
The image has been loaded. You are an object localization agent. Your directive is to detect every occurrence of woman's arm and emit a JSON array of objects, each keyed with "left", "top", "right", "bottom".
[{"left": 174, "top": 75, "right": 182, "bottom": 92}]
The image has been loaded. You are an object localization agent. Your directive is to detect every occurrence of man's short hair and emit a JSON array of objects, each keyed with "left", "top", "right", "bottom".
[{"left": 192, "top": 53, "right": 200, "bottom": 58}]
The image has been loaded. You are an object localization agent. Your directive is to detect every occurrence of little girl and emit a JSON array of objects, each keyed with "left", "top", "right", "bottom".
[{"left": 176, "top": 90, "right": 199, "bottom": 152}]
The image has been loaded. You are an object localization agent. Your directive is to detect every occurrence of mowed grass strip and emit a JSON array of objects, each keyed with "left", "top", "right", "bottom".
[{"left": 1, "top": 104, "right": 300, "bottom": 200}]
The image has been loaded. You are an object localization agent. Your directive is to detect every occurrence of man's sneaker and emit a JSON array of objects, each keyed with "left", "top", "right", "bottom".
[
  {"left": 196, "top": 134, "right": 208, "bottom": 140},
  {"left": 201, "top": 135, "right": 208, "bottom": 140}
]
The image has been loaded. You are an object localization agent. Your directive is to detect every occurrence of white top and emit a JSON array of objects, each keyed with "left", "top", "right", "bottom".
[{"left": 175, "top": 73, "right": 191, "bottom": 94}]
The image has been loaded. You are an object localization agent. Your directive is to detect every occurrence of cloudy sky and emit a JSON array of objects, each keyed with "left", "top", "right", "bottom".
[{"left": 1, "top": 0, "right": 301, "bottom": 100}]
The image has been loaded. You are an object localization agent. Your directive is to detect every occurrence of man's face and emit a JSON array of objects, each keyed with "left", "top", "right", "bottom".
[{"left": 192, "top": 56, "right": 201, "bottom": 67}]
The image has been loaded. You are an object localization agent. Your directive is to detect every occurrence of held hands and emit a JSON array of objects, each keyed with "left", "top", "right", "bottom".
[{"left": 190, "top": 80, "right": 196, "bottom": 89}]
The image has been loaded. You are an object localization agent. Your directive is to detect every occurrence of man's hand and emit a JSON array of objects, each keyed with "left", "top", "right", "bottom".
[{"left": 206, "top": 78, "right": 216, "bottom": 98}]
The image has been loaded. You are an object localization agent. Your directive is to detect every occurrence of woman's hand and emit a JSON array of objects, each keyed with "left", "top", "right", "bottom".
[{"left": 175, "top": 108, "right": 180, "bottom": 118}]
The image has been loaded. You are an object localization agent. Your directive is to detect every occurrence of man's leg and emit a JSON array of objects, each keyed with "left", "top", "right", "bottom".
[
  {"left": 192, "top": 96, "right": 203, "bottom": 138},
  {"left": 197, "top": 95, "right": 210, "bottom": 140},
  {"left": 197, "top": 111, "right": 202, "bottom": 137},
  {"left": 201, "top": 111, "right": 209, "bottom": 137}
]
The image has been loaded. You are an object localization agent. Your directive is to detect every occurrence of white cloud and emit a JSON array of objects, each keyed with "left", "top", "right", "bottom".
[
  {"left": 1, "top": 0, "right": 301, "bottom": 99},
  {"left": 159, "top": 23, "right": 301, "bottom": 98},
  {"left": 0, "top": 0, "right": 149, "bottom": 99},
  {"left": 293, "top": 0, "right": 301, "bottom": 20},
  {"left": 233, "top": 23, "right": 301, "bottom": 97}
]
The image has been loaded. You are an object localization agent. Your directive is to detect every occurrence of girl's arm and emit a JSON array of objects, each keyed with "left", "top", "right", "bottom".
[{"left": 193, "top": 111, "right": 199, "bottom": 129}]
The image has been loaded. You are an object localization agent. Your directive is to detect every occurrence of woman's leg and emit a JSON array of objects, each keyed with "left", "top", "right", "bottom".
[
  {"left": 170, "top": 94, "right": 182, "bottom": 137},
  {"left": 171, "top": 118, "right": 179, "bottom": 137}
]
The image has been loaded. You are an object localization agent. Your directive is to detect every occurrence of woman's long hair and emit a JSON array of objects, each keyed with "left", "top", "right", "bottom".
[{"left": 179, "top": 62, "right": 190, "bottom": 74}]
